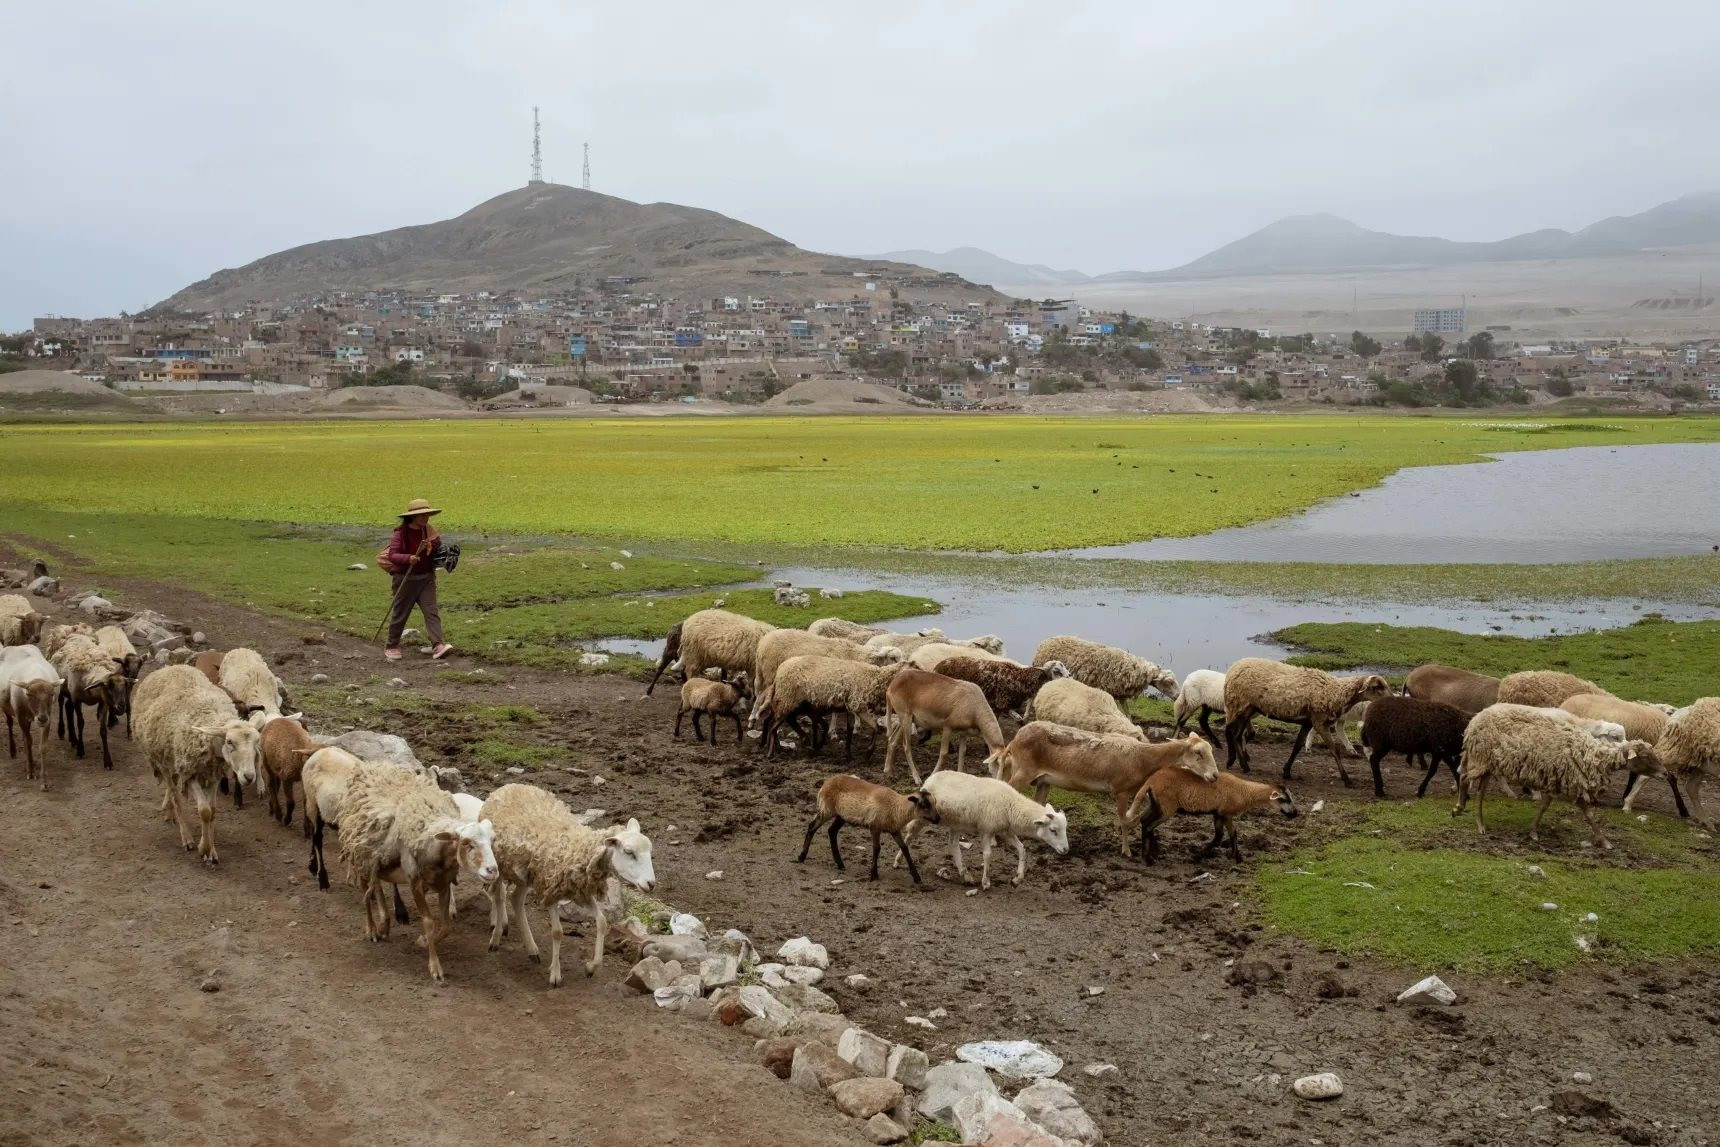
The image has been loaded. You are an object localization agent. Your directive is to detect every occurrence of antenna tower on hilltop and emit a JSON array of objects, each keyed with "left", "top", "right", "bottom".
[
  {"left": 582, "top": 142, "right": 591, "bottom": 191},
  {"left": 530, "top": 107, "right": 544, "bottom": 184}
]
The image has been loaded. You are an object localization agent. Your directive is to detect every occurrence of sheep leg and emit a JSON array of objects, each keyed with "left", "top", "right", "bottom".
[
  {"left": 867, "top": 829, "right": 884, "bottom": 880},
  {"left": 1682, "top": 773, "right": 1710, "bottom": 829},
  {"left": 1279, "top": 720, "right": 1312, "bottom": 779},
  {"left": 584, "top": 905, "right": 607, "bottom": 977},
  {"left": 1196, "top": 813, "right": 1224, "bottom": 859},
  {"left": 512, "top": 882, "right": 539, "bottom": 961},
  {"left": 1368, "top": 747, "right": 1389, "bottom": 799},
  {"left": 891, "top": 832, "right": 921, "bottom": 885},
  {"left": 312, "top": 820, "right": 330, "bottom": 890},
  {"left": 1224, "top": 714, "right": 1251, "bottom": 772},
  {"left": 1576, "top": 799, "right": 1612, "bottom": 850},
  {"left": 843, "top": 711, "right": 856, "bottom": 762},
  {"left": 1112, "top": 790, "right": 1134, "bottom": 858},
  {"left": 881, "top": 714, "right": 899, "bottom": 778},
  {"left": 902, "top": 722, "right": 922, "bottom": 784},
  {"left": 282, "top": 781, "right": 295, "bottom": 829},
  {"left": 486, "top": 881, "right": 508, "bottom": 951},
  {"left": 167, "top": 785, "right": 193, "bottom": 849},
  {"left": 948, "top": 834, "right": 970, "bottom": 884},
  {"left": 1472, "top": 774, "right": 1492, "bottom": 835},
  {"left": 1415, "top": 753, "right": 1442, "bottom": 798},
  {"left": 732, "top": 713, "right": 745, "bottom": 744},
  {"left": 1224, "top": 815, "right": 1243, "bottom": 862},
  {"left": 1667, "top": 775, "right": 1690, "bottom": 819},
  {"left": 1622, "top": 772, "right": 1647, "bottom": 810},
  {"left": 1315, "top": 722, "right": 1354, "bottom": 787},
  {"left": 230, "top": 770, "right": 243, "bottom": 810},
  {"left": 409, "top": 883, "right": 445, "bottom": 983},
  {"left": 1528, "top": 792, "right": 1555, "bottom": 842},
  {"left": 673, "top": 707, "right": 685, "bottom": 738},
  {"left": 797, "top": 813, "right": 827, "bottom": 864},
  {"left": 393, "top": 887, "right": 410, "bottom": 925},
  {"left": 1198, "top": 706, "right": 1217, "bottom": 743},
  {"left": 547, "top": 901, "right": 565, "bottom": 987},
  {"left": 4, "top": 712, "right": 13, "bottom": 757},
  {"left": 978, "top": 833, "right": 994, "bottom": 891},
  {"left": 827, "top": 818, "right": 846, "bottom": 869},
  {"left": 932, "top": 729, "right": 952, "bottom": 775},
  {"left": 1009, "top": 834, "right": 1027, "bottom": 887},
  {"left": 956, "top": 736, "right": 968, "bottom": 774},
  {"left": 189, "top": 782, "right": 217, "bottom": 864},
  {"left": 892, "top": 819, "right": 918, "bottom": 868}
]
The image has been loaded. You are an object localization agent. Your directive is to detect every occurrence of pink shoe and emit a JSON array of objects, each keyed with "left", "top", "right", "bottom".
[
  {"left": 384, "top": 648, "right": 402, "bottom": 661},
  {"left": 431, "top": 643, "right": 454, "bottom": 660}
]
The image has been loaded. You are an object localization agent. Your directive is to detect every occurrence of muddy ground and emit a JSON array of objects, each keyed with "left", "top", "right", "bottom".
[{"left": 3, "top": 564, "right": 1717, "bottom": 1147}]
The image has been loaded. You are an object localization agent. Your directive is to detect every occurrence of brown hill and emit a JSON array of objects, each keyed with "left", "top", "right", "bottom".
[{"left": 154, "top": 184, "right": 995, "bottom": 311}]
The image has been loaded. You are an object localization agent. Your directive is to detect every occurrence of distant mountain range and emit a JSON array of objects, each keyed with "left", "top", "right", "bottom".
[
  {"left": 154, "top": 184, "right": 997, "bottom": 312},
  {"left": 883, "top": 192, "right": 1720, "bottom": 286}
]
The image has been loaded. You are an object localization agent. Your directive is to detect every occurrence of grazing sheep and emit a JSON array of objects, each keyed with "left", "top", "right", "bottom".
[
  {"left": 934, "top": 656, "right": 1070, "bottom": 719},
  {"left": 645, "top": 609, "right": 775, "bottom": 696},
  {"left": 756, "top": 656, "right": 903, "bottom": 761},
  {"left": 750, "top": 629, "right": 901, "bottom": 718},
  {"left": 1, "top": 645, "right": 62, "bottom": 788},
  {"left": 1452, "top": 703, "right": 1662, "bottom": 849},
  {"left": 807, "top": 617, "right": 888, "bottom": 641},
  {"left": 1404, "top": 664, "right": 1500, "bottom": 716},
  {"left": 318, "top": 729, "right": 424, "bottom": 771},
  {"left": 1031, "top": 635, "right": 1177, "bottom": 702},
  {"left": 863, "top": 627, "right": 947, "bottom": 654},
  {"left": 218, "top": 647, "right": 283, "bottom": 719},
  {"left": 338, "top": 767, "right": 498, "bottom": 982},
  {"left": 1024, "top": 676, "right": 1147, "bottom": 742},
  {"left": 882, "top": 667, "right": 1008, "bottom": 782},
  {"left": 39, "top": 621, "right": 95, "bottom": 659},
  {"left": 898, "top": 770, "right": 1069, "bottom": 890},
  {"left": 906, "top": 641, "right": 1011, "bottom": 672},
  {"left": 1172, "top": 669, "right": 1228, "bottom": 740},
  {"left": 259, "top": 716, "right": 325, "bottom": 827},
  {"left": 193, "top": 649, "right": 225, "bottom": 686},
  {"left": 50, "top": 634, "right": 126, "bottom": 771},
  {"left": 1124, "top": 770, "right": 1298, "bottom": 863},
  {"left": 797, "top": 773, "right": 938, "bottom": 883},
  {"left": 1222, "top": 659, "right": 1391, "bottom": 786},
  {"left": 0, "top": 594, "right": 47, "bottom": 648},
  {"left": 994, "top": 722, "right": 1218, "bottom": 856},
  {"left": 1496, "top": 670, "right": 1607, "bottom": 709},
  {"left": 132, "top": 665, "right": 262, "bottom": 864},
  {"left": 1651, "top": 698, "right": 1720, "bottom": 828},
  {"left": 480, "top": 783, "right": 656, "bottom": 987},
  {"left": 1559, "top": 694, "right": 1686, "bottom": 816},
  {"left": 675, "top": 676, "right": 750, "bottom": 745},
  {"left": 1357, "top": 695, "right": 1471, "bottom": 798}
]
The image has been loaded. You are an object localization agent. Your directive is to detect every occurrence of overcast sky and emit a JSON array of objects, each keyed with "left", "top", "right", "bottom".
[{"left": 4, "top": 0, "right": 1717, "bottom": 328}]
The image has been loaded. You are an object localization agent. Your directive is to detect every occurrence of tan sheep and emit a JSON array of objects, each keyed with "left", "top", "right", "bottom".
[
  {"left": 1404, "top": 664, "right": 1500, "bottom": 715},
  {"left": 1222, "top": 658, "right": 1390, "bottom": 786},
  {"left": 50, "top": 634, "right": 126, "bottom": 771},
  {"left": 217, "top": 647, "right": 283, "bottom": 719},
  {"left": 1652, "top": 698, "right": 1720, "bottom": 828},
  {"left": 797, "top": 773, "right": 938, "bottom": 883},
  {"left": 193, "top": 649, "right": 225, "bottom": 686},
  {"left": 906, "top": 641, "right": 1010, "bottom": 672},
  {"left": 863, "top": 628, "right": 947, "bottom": 654},
  {"left": 881, "top": 667, "right": 1007, "bottom": 782},
  {"left": 1024, "top": 676, "right": 1146, "bottom": 742},
  {"left": 1032, "top": 635, "right": 1177, "bottom": 702},
  {"left": 645, "top": 608, "right": 775, "bottom": 696},
  {"left": 755, "top": 655, "right": 903, "bottom": 761},
  {"left": 674, "top": 676, "right": 750, "bottom": 745},
  {"left": 132, "top": 665, "right": 262, "bottom": 864},
  {"left": 1123, "top": 770, "right": 1299, "bottom": 863},
  {"left": 807, "top": 617, "right": 888, "bottom": 641},
  {"left": 1558, "top": 694, "right": 1686, "bottom": 816},
  {"left": 39, "top": 621, "right": 95, "bottom": 659},
  {"left": 259, "top": 716, "right": 325, "bottom": 827},
  {"left": 751, "top": 629, "right": 900, "bottom": 715},
  {"left": 1496, "top": 670, "right": 1607, "bottom": 708},
  {"left": 0, "top": 594, "right": 47, "bottom": 648}
]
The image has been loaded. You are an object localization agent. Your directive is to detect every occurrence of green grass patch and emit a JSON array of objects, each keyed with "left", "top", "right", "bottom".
[
  {"left": 912, "top": 1122, "right": 961, "bottom": 1144},
  {"left": 469, "top": 739, "right": 559, "bottom": 770},
  {"left": 1258, "top": 799, "right": 1720, "bottom": 970},
  {"left": 1275, "top": 616, "right": 1720, "bottom": 706}
]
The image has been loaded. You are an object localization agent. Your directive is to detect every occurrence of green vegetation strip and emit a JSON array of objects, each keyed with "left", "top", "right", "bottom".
[
  {"left": 1259, "top": 800, "right": 1720, "bottom": 970},
  {"left": 1275, "top": 616, "right": 1720, "bottom": 706},
  {"left": 2, "top": 414, "right": 1715, "bottom": 551}
]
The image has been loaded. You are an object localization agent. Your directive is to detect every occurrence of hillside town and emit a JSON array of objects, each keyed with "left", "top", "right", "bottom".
[{"left": 12, "top": 284, "right": 1720, "bottom": 411}]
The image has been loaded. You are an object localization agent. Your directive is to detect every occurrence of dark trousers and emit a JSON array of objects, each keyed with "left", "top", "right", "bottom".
[{"left": 386, "top": 574, "right": 443, "bottom": 646}]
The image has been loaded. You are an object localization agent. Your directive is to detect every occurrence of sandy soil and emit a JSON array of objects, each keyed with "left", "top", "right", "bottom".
[{"left": 3, "top": 558, "right": 1716, "bottom": 1147}]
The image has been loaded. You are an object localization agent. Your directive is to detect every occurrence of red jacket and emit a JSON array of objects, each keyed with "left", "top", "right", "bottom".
[{"left": 383, "top": 523, "right": 437, "bottom": 577}]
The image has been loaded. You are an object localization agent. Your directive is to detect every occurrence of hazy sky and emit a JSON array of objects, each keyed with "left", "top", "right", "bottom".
[{"left": 4, "top": 0, "right": 1717, "bottom": 328}]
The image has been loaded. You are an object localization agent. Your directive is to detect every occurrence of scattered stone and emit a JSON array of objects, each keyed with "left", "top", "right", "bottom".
[
  {"left": 669, "top": 912, "right": 707, "bottom": 937},
  {"left": 918, "top": 1061, "right": 1000, "bottom": 1123},
  {"left": 1583, "top": 912, "right": 1599, "bottom": 923},
  {"left": 844, "top": 973, "right": 873, "bottom": 993},
  {"left": 619, "top": 550, "right": 633, "bottom": 558},
  {"left": 681, "top": 997, "right": 715, "bottom": 1022},
  {"left": 388, "top": 677, "right": 407, "bottom": 688},
  {"left": 862, "top": 1113, "right": 906, "bottom": 1144},
  {"left": 1541, "top": 902, "right": 1560, "bottom": 912},
  {"left": 781, "top": 965, "right": 824, "bottom": 986},
  {"left": 641, "top": 934, "right": 708, "bottom": 965},
  {"left": 199, "top": 976, "right": 220, "bottom": 993},
  {"left": 886, "top": 1044, "right": 930, "bottom": 1090},
  {"left": 831, "top": 1077, "right": 905, "bottom": 1120},
  {"left": 736, "top": 985, "right": 795, "bottom": 1034},
  {"left": 1396, "top": 975, "right": 1457, "bottom": 1006},
  {"left": 190, "top": 631, "right": 206, "bottom": 645},
  {"left": 820, "top": 587, "right": 846, "bottom": 600},
  {"left": 1572, "top": 1070, "right": 1594, "bottom": 1085},
  {"left": 610, "top": 562, "right": 625, "bottom": 571},
  {"left": 758, "top": 1037, "right": 801, "bottom": 1080},
  {"left": 699, "top": 953, "right": 740, "bottom": 992},
  {"left": 952, "top": 1092, "right": 1052, "bottom": 1146},
  {"left": 624, "top": 956, "right": 680, "bottom": 994},
  {"left": 578, "top": 652, "right": 610, "bottom": 667},
  {"left": 27, "top": 576, "right": 58, "bottom": 597},
  {"left": 717, "top": 928, "right": 756, "bottom": 962},
  {"left": 1292, "top": 1072, "right": 1344, "bottom": 1100},
  {"left": 927, "top": 1007, "right": 948, "bottom": 1020},
  {"left": 1083, "top": 985, "right": 1105, "bottom": 998},
  {"left": 837, "top": 1027, "right": 892, "bottom": 1077},
  {"left": 740, "top": 1016, "right": 779, "bottom": 1039},
  {"left": 1527, "top": 864, "right": 1545, "bottom": 877},
  {"left": 1015, "top": 1077, "right": 1103, "bottom": 1145},
  {"left": 653, "top": 975, "right": 702, "bottom": 1010},
  {"left": 301, "top": 634, "right": 326, "bottom": 646},
  {"left": 505, "top": 766, "right": 526, "bottom": 775},
  {"left": 78, "top": 595, "right": 113, "bottom": 616},
  {"left": 783, "top": 1013, "right": 852, "bottom": 1047},
  {"left": 309, "top": 673, "right": 330, "bottom": 685},
  {"left": 1082, "top": 1063, "right": 1119, "bottom": 1079},
  {"left": 573, "top": 808, "right": 608, "bottom": 826},
  {"left": 904, "top": 1016, "right": 937, "bottom": 1031},
  {"left": 347, "top": 563, "right": 367, "bottom": 571},
  {"left": 778, "top": 936, "right": 830, "bottom": 969},
  {"left": 1549, "top": 1090, "right": 1615, "bottom": 1120},
  {"left": 705, "top": 870, "right": 724, "bottom": 881},
  {"left": 789, "top": 1042, "right": 859, "bottom": 1093},
  {"left": 1309, "top": 799, "right": 1325, "bottom": 814}
]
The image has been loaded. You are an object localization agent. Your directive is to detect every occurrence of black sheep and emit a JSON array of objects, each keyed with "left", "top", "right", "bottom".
[{"left": 1358, "top": 695, "right": 1471, "bottom": 798}]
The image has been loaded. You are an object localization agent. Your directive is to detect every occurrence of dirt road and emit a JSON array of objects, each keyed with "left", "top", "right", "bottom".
[{"left": 3, "top": 568, "right": 1716, "bottom": 1147}]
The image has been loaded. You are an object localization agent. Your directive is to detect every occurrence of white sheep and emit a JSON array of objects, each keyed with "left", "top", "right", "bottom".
[
  {"left": 1221, "top": 658, "right": 1390, "bottom": 786},
  {"left": 218, "top": 647, "right": 283, "bottom": 720},
  {"left": 906, "top": 641, "right": 1011, "bottom": 672},
  {"left": 899, "top": 769, "right": 1068, "bottom": 890},
  {"left": 50, "top": 633, "right": 126, "bottom": 771},
  {"left": 1025, "top": 676, "right": 1146, "bottom": 742},
  {"left": 750, "top": 629, "right": 901, "bottom": 716},
  {"left": 0, "top": 594, "right": 47, "bottom": 648},
  {"left": 1653, "top": 698, "right": 1720, "bottom": 827},
  {"left": 301, "top": 747, "right": 420, "bottom": 891},
  {"left": 645, "top": 608, "right": 776, "bottom": 696},
  {"left": 132, "top": 665, "right": 262, "bottom": 864},
  {"left": 480, "top": 782, "right": 656, "bottom": 987},
  {"left": 863, "top": 628, "right": 947, "bottom": 654},
  {"left": 2, "top": 644, "right": 63, "bottom": 788},
  {"left": 807, "top": 617, "right": 887, "bottom": 641},
  {"left": 755, "top": 655, "right": 903, "bottom": 761},
  {"left": 1032, "top": 635, "right": 1177, "bottom": 702},
  {"left": 39, "top": 621, "right": 95, "bottom": 659},
  {"left": 1172, "top": 669, "right": 1227, "bottom": 740},
  {"left": 1453, "top": 702, "right": 1661, "bottom": 849},
  {"left": 1495, "top": 670, "right": 1607, "bottom": 708}
]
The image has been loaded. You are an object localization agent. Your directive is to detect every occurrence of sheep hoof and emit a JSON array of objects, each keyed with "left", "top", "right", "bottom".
[
  {"left": 528, "top": 953, "right": 541, "bottom": 963},
  {"left": 583, "top": 962, "right": 600, "bottom": 977},
  {"left": 487, "top": 940, "right": 500, "bottom": 952}
]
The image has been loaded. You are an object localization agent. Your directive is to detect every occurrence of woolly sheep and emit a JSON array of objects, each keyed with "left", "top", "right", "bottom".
[
  {"left": 995, "top": 722, "right": 1218, "bottom": 856},
  {"left": 898, "top": 770, "right": 1068, "bottom": 890},
  {"left": 94, "top": 625, "right": 141, "bottom": 682},
  {"left": 1172, "top": 669, "right": 1228, "bottom": 740},
  {"left": 863, "top": 627, "right": 947, "bottom": 654},
  {"left": 1453, "top": 703, "right": 1662, "bottom": 849},
  {"left": 1559, "top": 694, "right": 1686, "bottom": 816},
  {"left": 797, "top": 773, "right": 938, "bottom": 883},
  {"left": 750, "top": 629, "right": 901, "bottom": 717},
  {"left": 756, "top": 656, "right": 903, "bottom": 761},
  {"left": 1496, "top": 670, "right": 1607, "bottom": 709},
  {"left": 1222, "top": 659, "right": 1390, "bottom": 786},
  {"left": 934, "top": 656, "right": 1069, "bottom": 718},
  {"left": 39, "top": 621, "right": 95, "bottom": 659},
  {"left": 50, "top": 634, "right": 126, "bottom": 771},
  {"left": 2, "top": 644, "right": 62, "bottom": 788},
  {"left": 675, "top": 676, "right": 750, "bottom": 745},
  {"left": 1651, "top": 698, "right": 1720, "bottom": 828},
  {"left": 1124, "top": 770, "right": 1298, "bottom": 863},
  {"left": 301, "top": 747, "right": 421, "bottom": 891},
  {"left": 906, "top": 641, "right": 1010, "bottom": 672},
  {"left": 645, "top": 609, "right": 775, "bottom": 696},
  {"left": 218, "top": 647, "right": 283, "bottom": 721},
  {"left": 807, "top": 617, "right": 888, "bottom": 641},
  {"left": 1357, "top": 695, "right": 1472, "bottom": 798},
  {"left": 0, "top": 594, "right": 47, "bottom": 648},
  {"left": 480, "top": 783, "right": 656, "bottom": 987},
  {"left": 882, "top": 666, "right": 1008, "bottom": 782},
  {"left": 1025, "top": 676, "right": 1146, "bottom": 742},
  {"left": 132, "top": 665, "right": 262, "bottom": 864},
  {"left": 1031, "top": 635, "right": 1177, "bottom": 702},
  {"left": 1404, "top": 664, "right": 1500, "bottom": 716}
]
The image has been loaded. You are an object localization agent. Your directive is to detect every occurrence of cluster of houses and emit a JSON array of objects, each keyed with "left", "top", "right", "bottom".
[{"left": 21, "top": 287, "right": 1720, "bottom": 406}]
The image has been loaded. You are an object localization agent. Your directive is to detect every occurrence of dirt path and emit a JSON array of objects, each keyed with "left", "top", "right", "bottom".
[{"left": 4, "top": 562, "right": 1716, "bottom": 1147}]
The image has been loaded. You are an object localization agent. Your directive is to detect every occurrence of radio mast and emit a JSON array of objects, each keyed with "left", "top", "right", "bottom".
[
  {"left": 530, "top": 107, "right": 544, "bottom": 184},
  {"left": 582, "top": 142, "right": 591, "bottom": 191}
]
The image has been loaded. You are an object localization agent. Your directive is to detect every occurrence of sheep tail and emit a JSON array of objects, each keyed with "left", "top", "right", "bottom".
[{"left": 646, "top": 622, "right": 683, "bottom": 696}]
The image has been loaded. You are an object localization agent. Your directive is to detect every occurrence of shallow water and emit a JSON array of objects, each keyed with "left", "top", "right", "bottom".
[{"left": 1064, "top": 442, "right": 1720, "bottom": 564}]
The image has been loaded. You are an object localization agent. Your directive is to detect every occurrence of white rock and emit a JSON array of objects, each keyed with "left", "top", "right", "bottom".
[
  {"left": 819, "top": 587, "right": 845, "bottom": 599},
  {"left": 309, "top": 673, "right": 330, "bottom": 684},
  {"left": 78, "top": 595, "right": 113, "bottom": 615},
  {"left": 1572, "top": 1071, "right": 1593, "bottom": 1084},
  {"left": 1396, "top": 975, "right": 1457, "bottom": 1006},
  {"left": 917, "top": 1061, "right": 999, "bottom": 1123},
  {"left": 1310, "top": 799, "right": 1325, "bottom": 814},
  {"left": 1082, "top": 1063, "right": 1119, "bottom": 1078},
  {"left": 574, "top": 808, "right": 608, "bottom": 826},
  {"left": 735, "top": 985, "right": 795, "bottom": 1033},
  {"left": 904, "top": 1016, "right": 937, "bottom": 1030},
  {"left": 837, "top": 1027, "right": 892, "bottom": 1078},
  {"left": 886, "top": 1044, "right": 930, "bottom": 1090},
  {"left": 669, "top": 913, "right": 707, "bottom": 937},
  {"left": 1527, "top": 865, "right": 1545, "bottom": 877},
  {"left": 505, "top": 766, "right": 526, "bottom": 775},
  {"left": 1583, "top": 912, "right": 1598, "bottom": 923},
  {"left": 698, "top": 953, "right": 740, "bottom": 992},
  {"left": 619, "top": 550, "right": 633, "bottom": 558},
  {"left": 704, "top": 870, "right": 724, "bottom": 881},
  {"left": 777, "top": 936, "right": 829, "bottom": 969},
  {"left": 1292, "top": 1072, "right": 1344, "bottom": 1100},
  {"left": 1014, "top": 1077, "right": 1103, "bottom": 1145},
  {"left": 956, "top": 1039, "right": 1064, "bottom": 1080},
  {"left": 347, "top": 563, "right": 367, "bottom": 571},
  {"left": 780, "top": 965, "right": 824, "bottom": 986},
  {"left": 845, "top": 973, "right": 873, "bottom": 992},
  {"left": 388, "top": 677, "right": 408, "bottom": 688},
  {"left": 653, "top": 974, "right": 703, "bottom": 1010},
  {"left": 1541, "top": 902, "right": 1560, "bottom": 911},
  {"left": 1084, "top": 985, "right": 1105, "bottom": 998},
  {"left": 716, "top": 928, "right": 755, "bottom": 962},
  {"left": 927, "top": 1007, "right": 948, "bottom": 1020},
  {"left": 610, "top": 561, "right": 625, "bottom": 570},
  {"left": 578, "top": 651, "right": 610, "bottom": 667},
  {"left": 951, "top": 1092, "right": 1040, "bottom": 1145}
]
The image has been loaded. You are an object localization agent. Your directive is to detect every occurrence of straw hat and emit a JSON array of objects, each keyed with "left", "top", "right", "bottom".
[{"left": 398, "top": 497, "right": 443, "bottom": 519}]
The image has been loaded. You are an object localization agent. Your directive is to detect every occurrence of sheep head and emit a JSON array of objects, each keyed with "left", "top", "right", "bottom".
[
  {"left": 1139, "top": 661, "right": 1178, "bottom": 697},
  {"left": 869, "top": 646, "right": 905, "bottom": 665},
  {"left": 1032, "top": 805, "right": 1070, "bottom": 855},
  {"left": 1270, "top": 785, "right": 1299, "bottom": 818},
  {"left": 198, "top": 719, "right": 262, "bottom": 790},
  {"left": 437, "top": 818, "right": 498, "bottom": 884},
  {"left": 964, "top": 634, "right": 1006, "bottom": 655},
  {"left": 1346, "top": 674, "right": 1391, "bottom": 704},
  {"left": 604, "top": 818, "right": 656, "bottom": 893},
  {"left": 1618, "top": 740, "right": 1665, "bottom": 777},
  {"left": 1171, "top": 733, "right": 1218, "bottom": 780},
  {"left": 906, "top": 788, "right": 940, "bottom": 826},
  {"left": 1040, "top": 660, "right": 1072, "bottom": 680},
  {"left": 18, "top": 612, "right": 47, "bottom": 645}
]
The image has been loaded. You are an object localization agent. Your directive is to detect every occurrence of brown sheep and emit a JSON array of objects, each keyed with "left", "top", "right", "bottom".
[
  {"left": 935, "top": 656, "right": 1071, "bottom": 718},
  {"left": 1124, "top": 770, "right": 1298, "bottom": 862},
  {"left": 260, "top": 716, "right": 324, "bottom": 827},
  {"left": 1403, "top": 664, "right": 1500, "bottom": 715},
  {"left": 796, "top": 773, "right": 938, "bottom": 883}
]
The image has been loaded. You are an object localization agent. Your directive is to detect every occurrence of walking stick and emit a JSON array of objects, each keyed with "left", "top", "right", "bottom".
[{"left": 371, "top": 571, "right": 415, "bottom": 645}]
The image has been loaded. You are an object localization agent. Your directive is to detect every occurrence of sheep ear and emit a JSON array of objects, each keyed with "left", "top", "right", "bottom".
[
  {"left": 625, "top": 817, "right": 640, "bottom": 833},
  {"left": 435, "top": 830, "right": 456, "bottom": 842},
  {"left": 1625, "top": 746, "right": 1638, "bottom": 761},
  {"left": 191, "top": 724, "right": 222, "bottom": 736}
]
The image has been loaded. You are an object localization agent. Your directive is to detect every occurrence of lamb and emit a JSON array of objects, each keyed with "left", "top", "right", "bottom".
[
  {"left": 338, "top": 766, "right": 498, "bottom": 982},
  {"left": 906, "top": 641, "right": 1011, "bottom": 671},
  {"left": 674, "top": 675, "right": 750, "bottom": 745},
  {"left": 1031, "top": 635, "right": 1178, "bottom": 702},
  {"left": 750, "top": 629, "right": 901, "bottom": 717},
  {"left": 480, "top": 782, "right": 656, "bottom": 987},
  {"left": 1495, "top": 669, "right": 1607, "bottom": 709},
  {"left": 994, "top": 722, "right": 1218, "bottom": 856},
  {"left": 217, "top": 647, "right": 284, "bottom": 719},
  {"left": 1, "top": 645, "right": 62, "bottom": 789},
  {"left": 258, "top": 716, "right": 326, "bottom": 827},
  {"left": 755, "top": 656, "right": 903, "bottom": 761},
  {"left": 1356, "top": 695, "right": 1471, "bottom": 798},
  {"left": 1123, "top": 770, "right": 1298, "bottom": 863},
  {"left": 645, "top": 608, "right": 775, "bottom": 695},
  {"left": 1222, "top": 659, "right": 1391, "bottom": 786},
  {"left": 193, "top": 649, "right": 225, "bottom": 686},
  {"left": 807, "top": 617, "right": 889, "bottom": 641},
  {"left": 93, "top": 625, "right": 140, "bottom": 736},
  {"left": 1650, "top": 698, "right": 1720, "bottom": 828},
  {"left": 1452, "top": 702, "right": 1662, "bottom": 849},
  {"left": 897, "top": 770, "right": 1068, "bottom": 890},
  {"left": 882, "top": 667, "right": 1008, "bottom": 782},
  {"left": 0, "top": 594, "right": 47, "bottom": 648},
  {"left": 1172, "top": 669, "right": 1228, "bottom": 741},
  {"left": 1404, "top": 663, "right": 1500, "bottom": 716},
  {"left": 797, "top": 773, "right": 938, "bottom": 883},
  {"left": 1024, "top": 676, "right": 1147, "bottom": 742},
  {"left": 132, "top": 665, "right": 262, "bottom": 864},
  {"left": 934, "top": 656, "right": 1070, "bottom": 718},
  {"left": 50, "top": 634, "right": 127, "bottom": 771},
  {"left": 1559, "top": 694, "right": 1686, "bottom": 816},
  {"left": 863, "top": 627, "right": 947, "bottom": 654}
]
